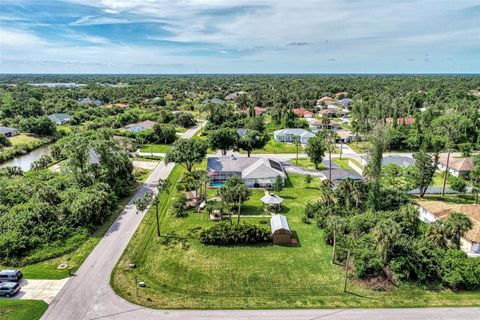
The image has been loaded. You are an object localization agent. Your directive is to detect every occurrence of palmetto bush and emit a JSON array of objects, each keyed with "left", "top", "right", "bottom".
[{"left": 199, "top": 222, "right": 271, "bottom": 245}]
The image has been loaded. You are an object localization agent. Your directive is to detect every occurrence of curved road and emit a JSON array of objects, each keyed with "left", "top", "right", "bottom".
[{"left": 42, "top": 126, "right": 479, "bottom": 320}]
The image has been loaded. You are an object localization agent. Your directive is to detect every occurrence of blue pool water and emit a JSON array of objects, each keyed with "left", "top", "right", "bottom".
[{"left": 209, "top": 181, "right": 226, "bottom": 188}]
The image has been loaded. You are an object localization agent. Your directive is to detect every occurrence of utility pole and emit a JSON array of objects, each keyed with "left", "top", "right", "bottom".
[{"left": 343, "top": 250, "right": 351, "bottom": 292}]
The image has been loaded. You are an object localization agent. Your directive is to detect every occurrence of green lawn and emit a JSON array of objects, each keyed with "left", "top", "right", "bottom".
[
  {"left": 8, "top": 134, "right": 42, "bottom": 146},
  {"left": 292, "top": 157, "right": 326, "bottom": 170},
  {"left": 0, "top": 300, "right": 48, "bottom": 320},
  {"left": 243, "top": 138, "right": 305, "bottom": 154},
  {"left": 347, "top": 141, "right": 370, "bottom": 154},
  {"left": 141, "top": 144, "right": 172, "bottom": 153},
  {"left": 112, "top": 165, "right": 480, "bottom": 309}
]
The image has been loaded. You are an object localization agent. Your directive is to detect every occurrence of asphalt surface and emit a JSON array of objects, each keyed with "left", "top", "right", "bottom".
[{"left": 42, "top": 127, "right": 480, "bottom": 320}]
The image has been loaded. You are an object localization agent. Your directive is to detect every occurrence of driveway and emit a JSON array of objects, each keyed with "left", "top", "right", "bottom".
[{"left": 8, "top": 278, "right": 69, "bottom": 303}]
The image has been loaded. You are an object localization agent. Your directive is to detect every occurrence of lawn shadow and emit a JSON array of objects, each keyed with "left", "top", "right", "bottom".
[
  {"left": 278, "top": 204, "right": 291, "bottom": 214},
  {"left": 160, "top": 231, "right": 191, "bottom": 250},
  {"left": 290, "top": 230, "right": 302, "bottom": 247},
  {"left": 344, "top": 290, "right": 378, "bottom": 301}
]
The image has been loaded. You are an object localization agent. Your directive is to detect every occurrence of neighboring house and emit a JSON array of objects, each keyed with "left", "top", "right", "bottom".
[
  {"left": 307, "top": 118, "right": 339, "bottom": 130},
  {"left": 334, "top": 92, "right": 348, "bottom": 99},
  {"left": 207, "top": 156, "right": 286, "bottom": 187},
  {"left": 318, "top": 108, "right": 344, "bottom": 118},
  {"left": 201, "top": 98, "right": 224, "bottom": 105},
  {"left": 292, "top": 108, "right": 314, "bottom": 118},
  {"left": 78, "top": 98, "right": 104, "bottom": 106},
  {"left": 270, "top": 214, "right": 292, "bottom": 245},
  {"left": 0, "top": 126, "right": 20, "bottom": 137},
  {"left": 124, "top": 120, "right": 156, "bottom": 133},
  {"left": 336, "top": 129, "right": 355, "bottom": 143},
  {"left": 48, "top": 113, "right": 72, "bottom": 125},
  {"left": 416, "top": 201, "right": 480, "bottom": 255},
  {"left": 438, "top": 154, "right": 473, "bottom": 177},
  {"left": 254, "top": 106, "right": 267, "bottom": 116},
  {"left": 338, "top": 98, "right": 353, "bottom": 108},
  {"left": 105, "top": 102, "right": 129, "bottom": 109},
  {"left": 385, "top": 117, "right": 415, "bottom": 125},
  {"left": 329, "top": 169, "right": 363, "bottom": 185},
  {"left": 273, "top": 128, "right": 314, "bottom": 144},
  {"left": 317, "top": 96, "right": 336, "bottom": 105},
  {"left": 360, "top": 155, "right": 416, "bottom": 167},
  {"left": 225, "top": 91, "right": 246, "bottom": 100}
]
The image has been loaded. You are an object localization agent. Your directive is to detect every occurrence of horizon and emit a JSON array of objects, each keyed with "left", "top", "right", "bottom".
[{"left": 1, "top": 0, "right": 479, "bottom": 74}]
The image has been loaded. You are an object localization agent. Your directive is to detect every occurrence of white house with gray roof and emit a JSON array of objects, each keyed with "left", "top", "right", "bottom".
[
  {"left": 0, "top": 127, "right": 19, "bottom": 137},
  {"left": 273, "top": 128, "right": 314, "bottom": 144},
  {"left": 48, "top": 113, "right": 72, "bottom": 125},
  {"left": 207, "top": 155, "right": 286, "bottom": 187}
]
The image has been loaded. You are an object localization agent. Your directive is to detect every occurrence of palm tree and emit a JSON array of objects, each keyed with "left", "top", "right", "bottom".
[
  {"left": 426, "top": 221, "right": 448, "bottom": 248},
  {"left": 328, "top": 215, "right": 344, "bottom": 264},
  {"left": 445, "top": 212, "right": 473, "bottom": 249},
  {"left": 293, "top": 135, "right": 301, "bottom": 165},
  {"left": 351, "top": 181, "right": 364, "bottom": 208},
  {"left": 373, "top": 220, "right": 400, "bottom": 262}
]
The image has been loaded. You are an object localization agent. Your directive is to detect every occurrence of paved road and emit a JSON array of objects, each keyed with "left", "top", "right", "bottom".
[{"left": 42, "top": 122, "right": 479, "bottom": 320}]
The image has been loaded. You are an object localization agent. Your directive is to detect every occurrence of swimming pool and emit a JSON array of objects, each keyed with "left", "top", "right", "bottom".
[{"left": 209, "top": 181, "right": 226, "bottom": 188}]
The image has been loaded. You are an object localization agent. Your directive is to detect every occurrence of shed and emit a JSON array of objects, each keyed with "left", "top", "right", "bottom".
[{"left": 270, "top": 214, "right": 291, "bottom": 245}]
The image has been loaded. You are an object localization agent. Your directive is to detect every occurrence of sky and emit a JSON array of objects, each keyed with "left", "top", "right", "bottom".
[{"left": 0, "top": 0, "right": 479, "bottom": 74}]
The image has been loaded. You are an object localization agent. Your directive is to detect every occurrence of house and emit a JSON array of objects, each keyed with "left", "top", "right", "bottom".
[
  {"left": 307, "top": 118, "right": 339, "bottom": 130},
  {"left": 416, "top": 201, "right": 480, "bottom": 255},
  {"left": 0, "top": 127, "right": 20, "bottom": 137},
  {"left": 385, "top": 117, "right": 415, "bottom": 125},
  {"left": 78, "top": 98, "right": 104, "bottom": 106},
  {"left": 292, "top": 108, "right": 314, "bottom": 118},
  {"left": 105, "top": 102, "right": 129, "bottom": 109},
  {"left": 273, "top": 129, "right": 314, "bottom": 144},
  {"left": 335, "top": 92, "right": 348, "bottom": 99},
  {"left": 438, "top": 154, "right": 473, "bottom": 177},
  {"left": 201, "top": 98, "right": 224, "bottom": 105},
  {"left": 207, "top": 156, "right": 286, "bottom": 188},
  {"left": 329, "top": 169, "right": 363, "bottom": 185},
  {"left": 225, "top": 91, "right": 246, "bottom": 100},
  {"left": 124, "top": 120, "right": 156, "bottom": 133},
  {"left": 318, "top": 108, "right": 344, "bottom": 118},
  {"left": 48, "top": 113, "right": 72, "bottom": 125},
  {"left": 317, "top": 96, "right": 336, "bottom": 105},
  {"left": 338, "top": 98, "right": 353, "bottom": 108},
  {"left": 336, "top": 130, "right": 355, "bottom": 143},
  {"left": 360, "top": 155, "right": 416, "bottom": 167},
  {"left": 270, "top": 214, "right": 292, "bottom": 245},
  {"left": 240, "top": 106, "right": 267, "bottom": 116}
]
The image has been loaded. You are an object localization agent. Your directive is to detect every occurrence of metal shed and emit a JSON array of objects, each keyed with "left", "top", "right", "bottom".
[{"left": 270, "top": 214, "right": 291, "bottom": 245}]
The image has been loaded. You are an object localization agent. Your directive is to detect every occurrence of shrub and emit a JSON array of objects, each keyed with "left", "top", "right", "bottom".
[
  {"left": 199, "top": 222, "right": 271, "bottom": 245},
  {"left": 440, "top": 249, "right": 480, "bottom": 290},
  {"left": 449, "top": 176, "right": 467, "bottom": 193}
]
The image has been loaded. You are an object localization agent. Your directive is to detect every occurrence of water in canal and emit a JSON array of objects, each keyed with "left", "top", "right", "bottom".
[{"left": 0, "top": 145, "right": 51, "bottom": 172}]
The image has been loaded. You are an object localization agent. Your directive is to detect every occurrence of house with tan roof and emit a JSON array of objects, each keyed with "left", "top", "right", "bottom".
[
  {"left": 124, "top": 120, "right": 156, "bottom": 133},
  {"left": 385, "top": 117, "right": 415, "bottom": 125},
  {"left": 416, "top": 201, "right": 480, "bottom": 255},
  {"left": 317, "top": 96, "right": 336, "bottom": 105},
  {"left": 438, "top": 154, "right": 474, "bottom": 177},
  {"left": 292, "top": 108, "right": 313, "bottom": 118}
]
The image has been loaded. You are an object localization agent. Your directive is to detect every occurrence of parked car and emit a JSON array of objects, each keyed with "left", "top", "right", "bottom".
[
  {"left": 0, "top": 282, "right": 21, "bottom": 297},
  {"left": 0, "top": 269, "right": 23, "bottom": 282}
]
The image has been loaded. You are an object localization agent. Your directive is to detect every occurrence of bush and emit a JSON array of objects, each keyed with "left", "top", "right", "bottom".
[
  {"left": 440, "top": 249, "right": 480, "bottom": 290},
  {"left": 199, "top": 222, "right": 271, "bottom": 245},
  {"left": 449, "top": 176, "right": 467, "bottom": 193}
]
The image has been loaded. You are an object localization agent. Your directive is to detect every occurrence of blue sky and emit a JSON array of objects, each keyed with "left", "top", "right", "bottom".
[{"left": 0, "top": 0, "right": 479, "bottom": 74}]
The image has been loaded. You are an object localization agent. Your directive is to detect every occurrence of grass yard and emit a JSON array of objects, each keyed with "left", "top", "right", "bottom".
[
  {"left": 332, "top": 158, "right": 354, "bottom": 170},
  {"left": 347, "top": 141, "right": 370, "bottom": 154},
  {"left": 292, "top": 157, "right": 326, "bottom": 170},
  {"left": 0, "top": 300, "right": 48, "bottom": 320},
  {"left": 8, "top": 134, "right": 42, "bottom": 146},
  {"left": 112, "top": 164, "right": 480, "bottom": 309},
  {"left": 141, "top": 144, "right": 172, "bottom": 153},
  {"left": 244, "top": 138, "right": 305, "bottom": 154}
]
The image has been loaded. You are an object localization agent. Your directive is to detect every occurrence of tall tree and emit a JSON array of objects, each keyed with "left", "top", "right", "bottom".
[
  {"left": 413, "top": 150, "right": 439, "bottom": 197},
  {"left": 209, "top": 128, "right": 238, "bottom": 156},
  {"left": 305, "top": 133, "right": 326, "bottom": 170},
  {"left": 237, "top": 130, "right": 269, "bottom": 157},
  {"left": 444, "top": 212, "right": 472, "bottom": 250},
  {"left": 364, "top": 125, "right": 387, "bottom": 210},
  {"left": 165, "top": 138, "right": 208, "bottom": 172}
]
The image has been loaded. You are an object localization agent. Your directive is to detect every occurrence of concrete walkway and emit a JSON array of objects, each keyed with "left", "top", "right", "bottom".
[{"left": 8, "top": 278, "right": 69, "bottom": 304}]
